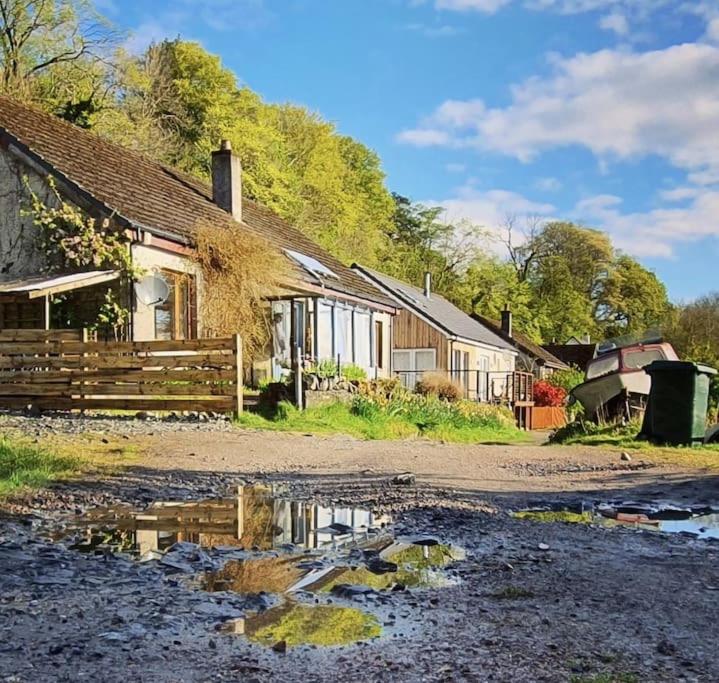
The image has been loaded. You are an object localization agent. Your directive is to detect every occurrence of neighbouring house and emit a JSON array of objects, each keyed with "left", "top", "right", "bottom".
[
  {"left": 542, "top": 339, "right": 598, "bottom": 373},
  {"left": 0, "top": 96, "right": 396, "bottom": 380},
  {"left": 352, "top": 265, "right": 518, "bottom": 400},
  {"left": 472, "top": 309, "right": 570, "bottom": 379}
]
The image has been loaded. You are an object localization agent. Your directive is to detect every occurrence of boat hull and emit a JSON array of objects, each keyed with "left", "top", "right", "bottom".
[{"left": 571, "top": 370, "right": 650, "bottom": 418}]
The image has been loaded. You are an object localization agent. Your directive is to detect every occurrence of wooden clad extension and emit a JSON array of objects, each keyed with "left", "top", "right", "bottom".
[
  {"left": 0, "top": 330, "right": 242, "bottom": 415},
  {"left": 392, "top": 309, "right": 449, "bottom": 370}
]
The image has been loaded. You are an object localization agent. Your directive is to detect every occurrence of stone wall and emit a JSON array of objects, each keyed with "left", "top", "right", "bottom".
[{"left": 0, "top": 146, "right": 53, "bottom": 276}]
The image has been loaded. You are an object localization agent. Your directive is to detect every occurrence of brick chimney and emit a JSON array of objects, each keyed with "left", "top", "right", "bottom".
[
  {"left": 501, "top": 305, "right": 513, "bottom": 338},
  {"left": 211, "top": 139, "right": 242, "bottom": 222},
  {"left": 423, "top": 272, "right": 431, "bottom": 299}
]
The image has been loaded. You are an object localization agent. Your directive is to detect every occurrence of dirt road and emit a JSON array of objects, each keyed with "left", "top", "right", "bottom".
[{"left": 2, "top": 421, "right": 719, "bottom": 682}]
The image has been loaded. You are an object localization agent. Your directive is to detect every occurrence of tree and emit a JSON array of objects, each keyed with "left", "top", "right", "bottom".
[
  {"left": 0, "top": 0, "right": 116, "bottom": 100},
  {"left": 597, "top": 255, "right": 670, "bottom": 338}
]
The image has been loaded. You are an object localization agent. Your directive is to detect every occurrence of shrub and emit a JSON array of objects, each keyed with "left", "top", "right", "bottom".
[
  {"left": 415, "top": 372, "right": 463, "bottom": 402},
  {"left": 533, "top": 380, "right": 567, "bottom": 407},
  {"left": 341, "top": 364, "right": 367, "bottom": 382},
  {"left": 546, "top": 367, "right": 585, "bottom": 393},
  {"left": 308, "top": 358, "right": 340, "bottom": 379}
]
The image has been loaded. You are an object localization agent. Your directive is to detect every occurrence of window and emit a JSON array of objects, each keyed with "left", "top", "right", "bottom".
[
  {"left": 586, "top": 352, "right": 620, "bottom": 380},
  {"left": 374, "top": 320, "right": 384, "bottom": 369},
  {"left": 354, "top": 311, "right": 371, "bottom": 369},
  {"left": 317, "top": 301, "right": 333, "bottom": 359},
  {"left": 623, "top": 348, "right": 666, "bottom": 370},
  {"left": 393, "top": 348, "right": 437, "bottom": 389},
  {"left": 153, "top": 270, "right": 196, "bottom": 340}
]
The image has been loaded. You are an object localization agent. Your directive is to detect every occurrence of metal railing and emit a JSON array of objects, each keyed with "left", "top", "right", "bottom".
[{"left": 394, "top": 369, "right": 534, "bottom": 405}]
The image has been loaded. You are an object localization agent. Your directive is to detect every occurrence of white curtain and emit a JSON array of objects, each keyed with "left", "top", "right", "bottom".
[
  {"left": 317, "top": 301, "right": 333, "bottom": 359},
  {"left": 354, "top": 311, "right": 371, "bottom": 369}
]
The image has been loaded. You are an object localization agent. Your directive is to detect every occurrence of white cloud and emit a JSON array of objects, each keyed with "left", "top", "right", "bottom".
[
  {"left": 534, "top": 176, "right": 563, "bottom": 192},
  {"left": 426, "top": 183, "right": 555, "bottom": 232},
  {"left": 446, "top": 162, "right": 467, "bottom": 173},
  {"left": 599, "top": 11, "right": 629, "bottom": 36},
  {"left": 398, "top": 43, "right": 719, "bottom": 178},
  {"left": 435, "top": 0, "right": 512, "bottom": 13},
  {"left": 659, "top": 187, "right": 702, "bottom": 202},
  {"left": 574, "top": 189, "right": 719, "bottom": 257}
]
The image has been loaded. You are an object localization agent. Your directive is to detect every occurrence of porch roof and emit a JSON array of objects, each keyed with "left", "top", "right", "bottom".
[{"left": 0, "top": 270, "right": 120, "bottom": 299}]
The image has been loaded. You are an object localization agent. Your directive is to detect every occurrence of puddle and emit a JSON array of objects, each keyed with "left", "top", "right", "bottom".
[
  {"left": 221, "top": 602, "right": 382, "bottom": 648},
  {"left": 514, "top": 502, "right": 719, "bottom": 539},
  {"left": 65, "top": 484, "right": 463, "bottom": 650},
  {"left": 68, "top": 484, "right": 392, "bottom": 559},
  {"left": 202, "top": 539, "right": 465, "bottom": 595}
]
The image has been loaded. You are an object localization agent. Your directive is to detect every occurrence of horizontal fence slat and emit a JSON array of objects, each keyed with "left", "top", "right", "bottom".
[
  {"left": 0, "top": 338, "right": 235, "bottom": 355},
  {"left": 0, "top": 397, "right": 236, "bottom": 412},
  {"left": 0, "top": 329, "right": 85, "bottom": 342},
  {"left": 0, "top": 383, "right": 235, "bottom": 397},
  {"left": 0, "top": 369, "right": 237, "bottom": 383},
  {"left": 0, "top": 353, "right": 236, "bottom": 370}
]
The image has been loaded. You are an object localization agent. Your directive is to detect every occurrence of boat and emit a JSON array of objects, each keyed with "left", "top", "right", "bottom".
[{"left": 570, "top": 340, "right": 678, "bottom": 421}]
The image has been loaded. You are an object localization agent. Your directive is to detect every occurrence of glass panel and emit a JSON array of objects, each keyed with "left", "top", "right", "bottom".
[
  {"left": 375, "top": 321, "right": 383, "bottom": 369},
  {"left": 354, "top": 312, "right": 371, "bottom": 369},
  {"left": 154, "top": 275, "right": 175, "bottom": 340},
  {"left": 335, "top": 307, "right": 352, "bottom": 363},
  {"left": 317, "top": 301, "right": 333, "bottom": 359},
  {"left": 271, "top": 301, "right": 291, "bottom": 363},
  {"left": 622, "top": 349, "right": 666, "bottom": 370},
  {"left": 586, "top": 353, "right": 620, "bottom": 379},
  {"left": 415, "top": 350, "right": 436, "bottom": 371}
]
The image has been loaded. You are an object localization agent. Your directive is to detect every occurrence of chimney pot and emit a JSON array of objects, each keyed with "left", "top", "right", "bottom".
[
  {"left": 423, "top": 272, "right": 431, "bottom": 299},
  {"left": 212, "top": 140, "right": 242, "bottom": 222},
  {"left": 501, "top": 305, "right": 513, "bottom": 338}
]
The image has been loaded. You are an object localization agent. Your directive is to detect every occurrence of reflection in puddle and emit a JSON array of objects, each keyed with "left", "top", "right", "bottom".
[
  {"left": 222, "top": 602, "right": 382, "bottom": 648},
  {"left": 514, "top": 503, "right": 719, "bottom": 539},
  {"left": 69, "top": 484, "right": 391, "bottom": 559},
  {"left": 202, "top": 540, "right": 465, "bottom": 596}
]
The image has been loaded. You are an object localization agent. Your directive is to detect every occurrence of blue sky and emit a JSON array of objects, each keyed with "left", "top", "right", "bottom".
[{"left": 100, "top": 0, "right": 719, "bottom": 302}]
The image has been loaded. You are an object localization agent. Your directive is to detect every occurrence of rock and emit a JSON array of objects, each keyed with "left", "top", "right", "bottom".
[
  {"left": 657, "top": 639, "right": 677, "bottom": 656},
  {"left": 135, "top": 411, "right": 150, "bottom": 421},
  {"left": 366, "top": 557, "right": 398, "bottom": 575},
  {"left": 392, "top": 473, "right": 416, "bottom": 486},
  {"left": 24, "top": 404, "right": 42, "bottom": 417},
  {"left": 621, "top": 452, "right": 632, "bottom": 462},
  {"left": 272, "top": 640, "right": 287, "bottom": 654},
  {"left": 538, "top": 543, "right": 550, "bottom": 551},
  {"left": 330, "top": 584, "right": 376, "bottom": 600}
]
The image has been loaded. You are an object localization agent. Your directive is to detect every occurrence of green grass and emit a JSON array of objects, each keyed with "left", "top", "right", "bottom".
[
  {"left": 0, "top": 436, "right": 82, "bottom": 495},
  {"left": 237, "top": 401, "right": 529, "bottom": 444},
  {"left": 248, "top": 603, "right": 381, "bottom": 647},
  {"left": 550, "top": 419, "right": 719, "bottom": 469},
  {"left": 513, "top": 510, "right": 594, "bottom": 524}
]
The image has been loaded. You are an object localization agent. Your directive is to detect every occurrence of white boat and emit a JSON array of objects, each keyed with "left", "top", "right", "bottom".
[{"left": 571, "top": 342, "right": 678, "bottom": 420}]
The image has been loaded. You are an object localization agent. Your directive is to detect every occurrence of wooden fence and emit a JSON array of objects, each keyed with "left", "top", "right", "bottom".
[{"left": 0, "top": 329, "right": 242, "bottom": 415}]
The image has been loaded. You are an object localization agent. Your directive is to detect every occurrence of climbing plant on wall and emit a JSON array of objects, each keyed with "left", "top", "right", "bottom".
[{"left": 24, "top": 177, "right": 142, "bottom": 337}]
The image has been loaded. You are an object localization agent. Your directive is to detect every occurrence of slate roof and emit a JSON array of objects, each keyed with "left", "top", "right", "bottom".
[
  {"left": 0, "top": 96, "right": 393, "bottom": 309},
  {"left": 542, "top": 343, "right": 597, "bottom": 372},
  {"left": 353, "top": 265, "right": 515, "bottom": 352},
  {"left": 472, "top": 315, "right": 569, "bottom": 370}
]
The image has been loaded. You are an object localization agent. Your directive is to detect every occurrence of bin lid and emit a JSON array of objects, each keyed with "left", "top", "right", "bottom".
[{"left": 645, "top": 360, "right": 718, "bottom": 375}]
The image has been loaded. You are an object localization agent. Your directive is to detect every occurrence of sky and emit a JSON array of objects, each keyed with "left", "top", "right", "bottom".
[{"left": 99, "top": 0, "right": 719, "bottom": 302}]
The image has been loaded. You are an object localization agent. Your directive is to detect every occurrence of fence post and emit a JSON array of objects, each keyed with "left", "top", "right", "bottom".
[
  {"left": 295, "top": 346, "right": 304, "bottom": 410},
  {"left": 234, "top": 333, "right": 243, "bottom": 417}
]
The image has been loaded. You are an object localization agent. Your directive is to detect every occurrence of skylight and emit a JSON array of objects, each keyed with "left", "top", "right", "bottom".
[{"left": 284, "top": 249, "right": 339, "bottom": 280}]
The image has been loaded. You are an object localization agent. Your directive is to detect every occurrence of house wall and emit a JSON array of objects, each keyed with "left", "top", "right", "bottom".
[
  {"left": 131, "top": 243, "right": 204, "bottom": 341},
  {"left": 392, "top": 308, "right": 449, "bottom": 370},
  {"left": 0, "top": 145, "right": 54, "bottom": 276}
]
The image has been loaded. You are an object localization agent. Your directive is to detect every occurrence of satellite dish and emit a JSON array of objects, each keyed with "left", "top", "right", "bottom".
[{"left": 134, "top": 273, "right": 170, "bottom": 306}]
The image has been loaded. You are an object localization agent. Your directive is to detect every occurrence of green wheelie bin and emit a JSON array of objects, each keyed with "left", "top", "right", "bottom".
[{"left": 642, "top": 361, "right": 717, "bottom": 445}]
